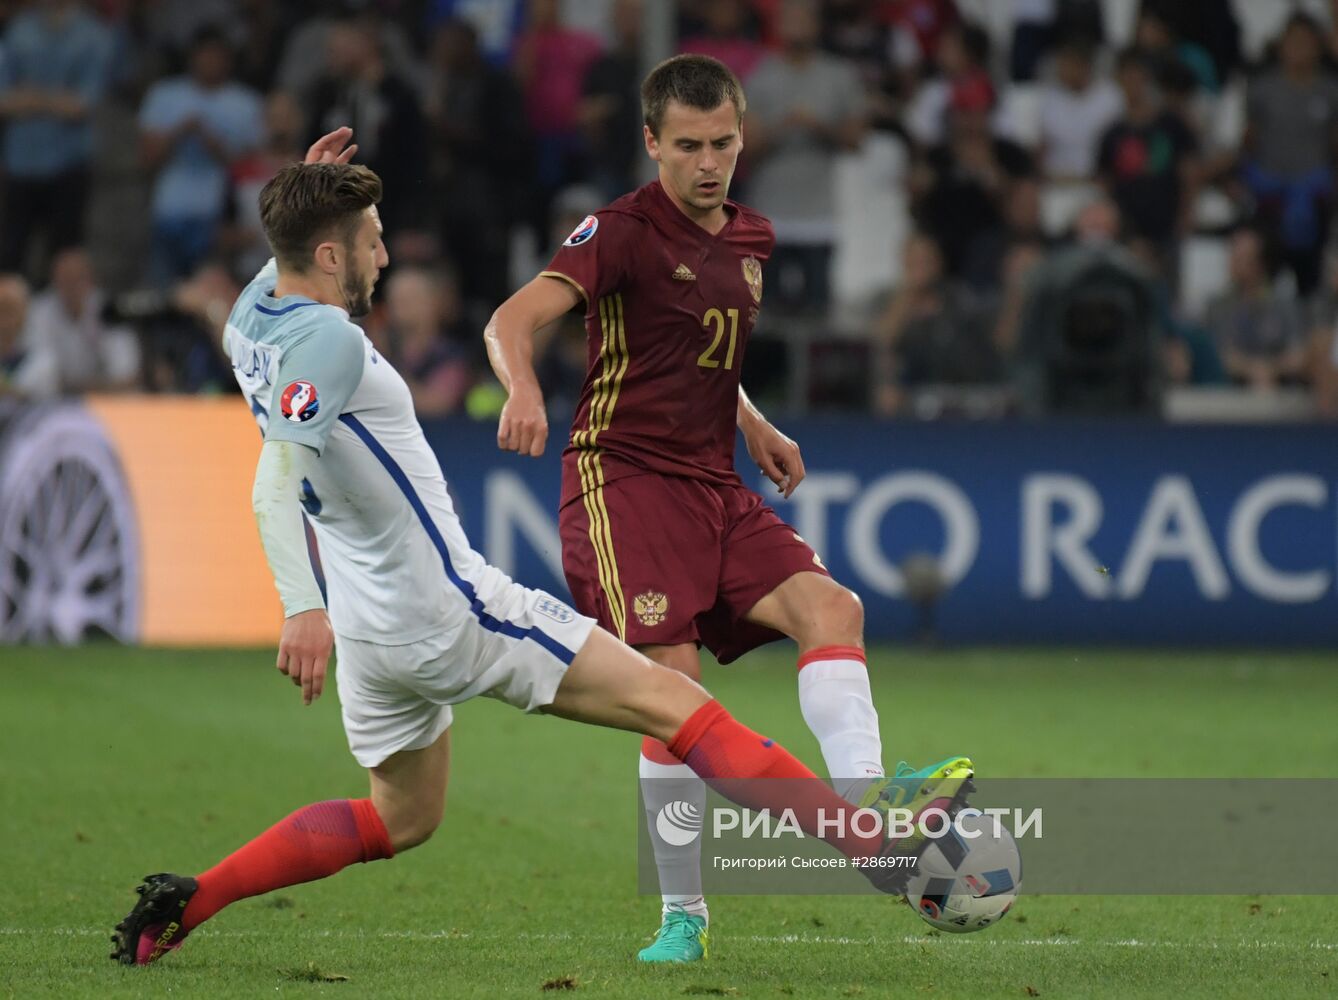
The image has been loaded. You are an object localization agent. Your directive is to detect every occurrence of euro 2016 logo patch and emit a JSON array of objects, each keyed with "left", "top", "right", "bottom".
[
  {"left": 633, "top": 591, "right": 668, "bottom": 627},
  {"left": 280, "top": 380, "right": 320, "bottom": 423},
  {"left": 564, "top": 214, "right": 599, "bottom": 247}
]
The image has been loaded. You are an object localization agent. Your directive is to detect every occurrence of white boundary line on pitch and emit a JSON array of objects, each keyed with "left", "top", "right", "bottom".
[{"left": 4, "top": 927, "right": 1337, "bottom": 951}]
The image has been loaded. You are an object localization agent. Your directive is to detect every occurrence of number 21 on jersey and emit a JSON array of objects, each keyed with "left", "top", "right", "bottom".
[{"left": 697, "top": 307, "right": 739, "bottom": 371}]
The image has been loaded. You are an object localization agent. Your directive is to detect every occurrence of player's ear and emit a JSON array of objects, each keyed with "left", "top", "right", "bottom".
[
  {"left": 314, "top": 241, "right": 340, "bottom": 276},
  {"left": 643, "top": 124, "right": 660, "bottom": 161}
]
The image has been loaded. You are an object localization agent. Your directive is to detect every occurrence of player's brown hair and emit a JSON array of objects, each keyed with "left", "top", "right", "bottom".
[
  {"left": 259, "top": 163, "right": 383, "bottom": 272},
  {"left": 641, "top": 54, "right": 746, "bottom": 137}
]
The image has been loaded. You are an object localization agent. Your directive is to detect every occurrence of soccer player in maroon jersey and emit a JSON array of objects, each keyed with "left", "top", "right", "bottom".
[{"left": 486, "top": 54, "right": 974, "bottom": 962}]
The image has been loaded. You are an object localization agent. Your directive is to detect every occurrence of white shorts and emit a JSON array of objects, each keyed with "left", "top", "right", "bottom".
[{"left": 334, "top": 581, "right": 596, "bottom": 768}]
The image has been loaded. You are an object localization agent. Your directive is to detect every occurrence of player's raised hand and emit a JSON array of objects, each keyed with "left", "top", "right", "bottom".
[
  {"left": 743, "top": 419, "right": 806, "bottom": 499},
  {"left": 304, "top": 126, "right": 358, "bottom": 165},
  {"left": 497, "top": 384, "right": 549, "bottom": 458},
  {"left": 276, "top": 608, "right": 335, "bottom": 706}
]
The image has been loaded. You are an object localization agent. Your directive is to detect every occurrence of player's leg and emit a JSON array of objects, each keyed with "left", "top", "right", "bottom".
[
  {"left": 111, "top": 637, "right": 452, "bottom": 966},
  {"left": 716, "top": 488, "right": 974, "bottom": 820},
  {"left": 545, "top": 628, "right": 920, "bottom": 877},
  {"left": 636, "top": 643, "right": 709, "bottom": 961},
  {"left": 744, "top": 569, "right": 886, "bottom": 801},
  {"left": 558, "top": 475, "right": 724, "bottom": 961}
]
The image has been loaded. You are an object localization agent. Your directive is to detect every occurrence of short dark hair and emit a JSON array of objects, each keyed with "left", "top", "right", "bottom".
[
  {"left": 956, "top": 23, "right": 991, "bottom": 67},
  {"left": 259, "top": 163, "right": 383, "bottom": 272},
  {"left": 641, "top": 54, "right": 745, "bottom": 137}
]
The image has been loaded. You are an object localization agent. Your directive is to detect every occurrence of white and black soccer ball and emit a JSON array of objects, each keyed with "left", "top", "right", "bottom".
[{"left": 905, "top": 810, "right": 1021, "bottom": 934}]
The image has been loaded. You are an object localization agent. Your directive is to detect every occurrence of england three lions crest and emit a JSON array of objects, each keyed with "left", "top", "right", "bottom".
[
  {"left": 633, "top": 591, "right": 669, "bottom": 627},
  {"left": 741, "top": 256, "right": 763, "bottom": 304}
]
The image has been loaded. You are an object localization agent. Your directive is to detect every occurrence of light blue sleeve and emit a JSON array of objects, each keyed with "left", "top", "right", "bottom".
[{"left": 264, "top": 317, "right": 365, "bottom": 456}]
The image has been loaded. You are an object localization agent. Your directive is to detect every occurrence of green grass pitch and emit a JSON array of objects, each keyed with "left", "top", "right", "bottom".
[{"left": 2, "top": 645, "right": 1337, "bottom": 999}]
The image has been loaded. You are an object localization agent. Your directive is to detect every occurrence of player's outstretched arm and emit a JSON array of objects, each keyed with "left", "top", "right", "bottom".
[
  {"left": 738, "top": 387, "right": 805, "bottom": 498},
  {"left": 485, "top": 275, "right": 582, "bottom": 457},
  {"left": 253, "top": 439, "right": 333, "bottom": 705}
]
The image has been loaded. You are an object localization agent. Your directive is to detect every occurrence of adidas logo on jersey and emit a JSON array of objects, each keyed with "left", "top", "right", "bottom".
[{"left": 672, "top": 263, "right": 696, "bottom": 281}]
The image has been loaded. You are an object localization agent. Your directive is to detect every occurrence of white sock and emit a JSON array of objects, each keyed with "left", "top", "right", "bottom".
[
  {"left": 797, "top": 649, "right": 884, "bottom": 802},
  {"left": 639, "top": 754, "right": 709, "bottom": 924}
]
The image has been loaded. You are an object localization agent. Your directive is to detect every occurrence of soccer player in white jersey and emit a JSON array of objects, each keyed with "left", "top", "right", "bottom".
[{"left": 110, "top": 130, "right": 956, "bottom": 968}]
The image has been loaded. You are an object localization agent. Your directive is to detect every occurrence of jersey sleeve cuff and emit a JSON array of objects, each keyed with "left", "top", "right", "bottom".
[
  {"left": 283, "top": 595, "right": 327, "bottom": 618},
  {"left": 265, "top": 425, "right": 330, "bottom": 457},
  {"left": 539, "top": 270, "right": 589, "bottom": 308}
]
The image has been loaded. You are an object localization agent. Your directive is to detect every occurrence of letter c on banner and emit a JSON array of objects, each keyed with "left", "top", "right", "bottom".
[
  {"left": 1227, "top": 474, "right": 1330, "bottom": 603},
  {"left": 844, "top": 472, "right": 979, "bottom": 597}
]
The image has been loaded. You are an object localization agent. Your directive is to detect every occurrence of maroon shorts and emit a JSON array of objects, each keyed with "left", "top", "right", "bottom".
[{"left": 559, "top": 473, "right": 828, "bottom": 663}]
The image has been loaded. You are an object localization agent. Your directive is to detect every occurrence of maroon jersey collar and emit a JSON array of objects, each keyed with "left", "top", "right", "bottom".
[{"left": 648, "top": 179, "right": 739, "bottom": 244}]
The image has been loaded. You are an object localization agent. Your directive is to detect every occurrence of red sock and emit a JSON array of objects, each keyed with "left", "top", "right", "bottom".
[
  {"left": 182, "top": 799, "right": 393, "bottom": 930},
  {"left": 667, "top": 700, "right": 880, "bottom": 860}
]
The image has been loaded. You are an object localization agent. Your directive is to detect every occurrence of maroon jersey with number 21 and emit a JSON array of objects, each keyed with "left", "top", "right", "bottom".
[{"left": 542, "top": 180, "right": 775, "bottom": 507}]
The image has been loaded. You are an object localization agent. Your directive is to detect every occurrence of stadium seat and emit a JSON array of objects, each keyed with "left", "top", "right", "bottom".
[
  {"left": 1100, "top": 0, "right": 1141, "bottom": 47},
  {"left": 1178, "top": 236, "right": 1231, "bottom": 320},
  {"left": 1231, "top": 0, "right": 1322, "bottom": 61},
  {"left": 1208, "top": 80, "right": 1247, "bottom": 154},
  {"left": 994, "top": 83, "right": 1043, "bottom": 148}
]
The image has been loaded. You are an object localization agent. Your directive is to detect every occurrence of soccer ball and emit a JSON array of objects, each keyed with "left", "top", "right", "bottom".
[{"left": 904, "top": 809, "right": 1021, "bottom": 933}]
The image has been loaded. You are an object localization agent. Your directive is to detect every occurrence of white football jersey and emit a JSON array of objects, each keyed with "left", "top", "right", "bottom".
[{"left": 224, "top": 260, "right": 515, "bottom": 646}]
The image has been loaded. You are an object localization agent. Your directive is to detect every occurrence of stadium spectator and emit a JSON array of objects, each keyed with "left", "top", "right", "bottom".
[
  {"left": 1141, "top": 0, "right": 1240, "bottom": 89},
  {"left": 819, "top": 0, "right": 900, "bottom": 127},
  {"left": 745, "top": 0, "right": 866, "bottom": 313},
  {"left": 20, "top": 247, "right": 139, "bottom": 395},
  {"left": 678, "top": 0, "right": 766, "bottom": 84},
  {"left": 139, "top": 26, "right": 264, "bottom": 286},
  {"left": 886, "top": 0, "right": 959, "bottom": 77},
  {"left": 1241, "top": 12, "right": 1338, "bottom": 295},
  {"left": 512, "top": 0, "right": 603, "bottom": 221},
  {"left": 424, "top": 17, "right": 532, "bottom": 312},
  {"left": 1306, "top": 250, "right": 1338, "bottom": 357},
  {"left": 579, "top": 0, "right": 644, "bottom": 202},
  {"left": 275, "top": 4, "right": 421, "bottom": 106},
  {"left": 1006, "top": 0, "right": 1105, "bottom": 81},
  {"left": 912, "top": 105, "right": 1034, "bottom": 283},
  {"left": 1132, "top": 6, "right": 1218, "bottom": 94},
  {"left": 426, "top": 0, "right": 527, "bottom": 65},
  {"left": 871, "top": 231, "right": 999, "bottom": 415},
  {"left": 0, "top": 0, "right": 115, "bottom": 282},
  {"left": 381, "top": 265, "right": 476, "bottom": 418},
  {"left": 990, "top": 239, "right": 1046, "bottom": 359},
  {"left": 1096, "top": 50, "right": 1199, "bottom": 254},
  {"left": 162, "top": 259, "right": 240, "bottom": 392},
  {"left": 0, "top": 273, "right": 43, "bottom": 397},
  {"left": 228, "top": 90, "right": 306, "bottom": 278},
  {"left": 959, "top": 174, "right": 1048, "bottom": 292},
  {"left": 1036, "top": 35, "right": 1123, "bottom": 181},
  {"left": 307, "top": 16, "right": 428, "bottom": 237},
  {"left": 1203, "top": 227, "right": 1307, "bottom": 390},
  {"left": 904, "top": 20, "right": 995, "bottom": 148},
  {"left": 131, "top": 0, "right": 243, "bottom": 61}
]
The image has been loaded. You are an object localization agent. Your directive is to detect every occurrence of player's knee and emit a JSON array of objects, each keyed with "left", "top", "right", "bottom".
[
  {"left": 817, "top": 585, "right": 864, "bottom": 643},
  {"left": 384, "top": 800, "right": 446, "bottom": 853},
  {"left": 632, "top": 663, "right": 710, "bottom": 740}
]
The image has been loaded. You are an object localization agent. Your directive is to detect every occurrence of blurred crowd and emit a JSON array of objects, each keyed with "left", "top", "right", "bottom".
[{"left": 4, "top": 0, "right": 1338, "bottom": 420}]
